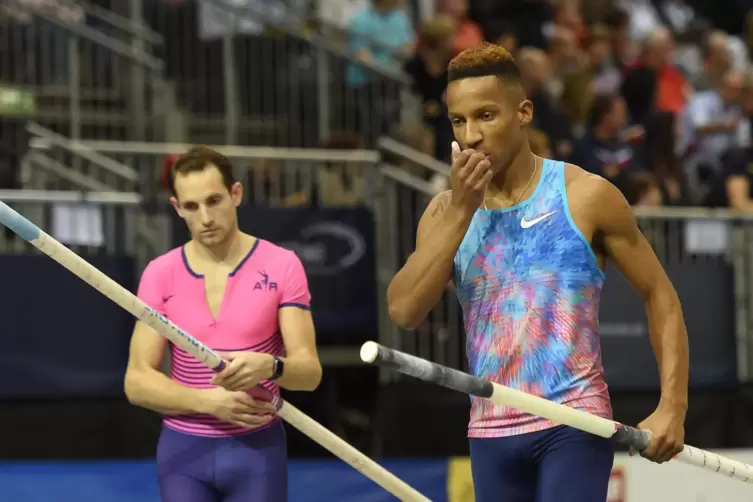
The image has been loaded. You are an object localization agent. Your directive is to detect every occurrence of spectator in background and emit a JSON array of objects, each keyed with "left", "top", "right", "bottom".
[
  {"left": 744, "top": 12, "right": 753, "bottom": 68},
  {"left": 623, "top": 171, "right": 664, "bottom": 206},
  {"left": 404, "top": 15, "right": 455, "bottom": 163},
  {"left": 704, "top": 71, "right": 753, "bottom": 210},
  {"left": 695, "top": 30, "right": 733, "bottom": 91},
  {"left": 605, "top": 8, "right": 636, "bottom": 72},
  {"left": 673, "top": 17, "right": 713, "bottom": 78},
  {"left": 347, "top": 0, "right": 414, "bottom": 145},
  {"left": 245, "top": 159, "right": 309, "bottom": 207},
  {"left": 705, "top": 146, "right": 753, "bottom": 211},
  {"left": 160, "top": 153, "right": 180, "bottom": 194},
  {"left": 622, "top": 27, "right": 688, "bottom": 128},
  {"left": 485, "top": 20, "right": 518, "bottom": 55},
  {"left": 546, "top": 0, "right": 587, "bottom": 46},
  {"left": 737, "top": 70, "right": 753, "bottom": 148},
  {"left": 518, "top": 47, "right": 574, "bottom": 160},
  {"left": 569, "top": 94, "right": 640, "bottom": 184},
  {"left": 680, "top": 70, "right": 742, "bottom": 203},
  {"left": 546, "top": 26, "right": 581, "bottom": 100},
  {"left": 348, "top": 0, "right": 414, "bottom": 71},
  {"left": 314, "top": 131, "right": 368, "bottom": 207},
  {"left": 618, "top": 0, "right": 663, "bottom": 43},
  {"left": 560, "top": 24, "right": 621, "bottom": 133},
  {"left": 586, "top": 24, "right": 623, "bottom": 96},
  {"left": 644, "top": 111, "right": 686, "bottom": 205},
  {"left": 658, "top": 0, "right": 695, "bottom": 36},
  {"left": 580, "top": 0, "right": 614, "bottom": 25},
  {"left": 438, "top": 0, "right": 484, "bottom": 57},
  {"left": 318, "top": 0, "right": 369, "bottom": 34}
]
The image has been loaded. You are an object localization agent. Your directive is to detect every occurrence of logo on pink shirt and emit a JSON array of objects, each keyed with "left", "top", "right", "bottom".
[{"left": 254, "top": 270, "right": 278, "bottom": 291}]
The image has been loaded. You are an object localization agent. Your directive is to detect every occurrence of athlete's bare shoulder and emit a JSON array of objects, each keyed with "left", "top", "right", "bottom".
[
  {"left": 416, "top": 190, "right": 452, "bottom": 245},
  {"left": 562, "top": 162, "right": 632, "bottom": 230},
  {"left": 563, "top": 163, "right": 623, "bottom": 203}
]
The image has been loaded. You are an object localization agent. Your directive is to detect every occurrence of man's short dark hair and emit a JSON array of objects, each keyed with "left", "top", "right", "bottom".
[
  {"left": 169, "top": 146, "right": 236, "bottom": 196},
  {"left": 447, "top": 42, "right": 520, "bottom": 83}
]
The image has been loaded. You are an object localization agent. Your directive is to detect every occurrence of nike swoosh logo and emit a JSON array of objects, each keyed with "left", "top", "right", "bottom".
[{"left": 521, "top": 211, "right": 556, "bottom": 229}]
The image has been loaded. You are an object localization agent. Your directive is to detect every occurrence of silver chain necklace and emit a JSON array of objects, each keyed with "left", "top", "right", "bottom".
[{"left": 483, "top": 156, "right": 538, "bottom": 210}]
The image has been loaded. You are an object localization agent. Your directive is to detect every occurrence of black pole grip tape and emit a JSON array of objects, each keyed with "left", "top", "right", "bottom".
[
  {"left": 612, "top": 425, "right": 651, "bottom": 451},
  {"left": 372, "top": 344, "right": 494, "bottom": 399}
]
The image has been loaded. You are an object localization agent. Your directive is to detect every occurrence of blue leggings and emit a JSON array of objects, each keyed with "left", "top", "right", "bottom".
[
  {"left": 156, "top": 421, "right": 288, "bottom": 502},
  {"left": 469, "top": 425, "right": 614, "bottom": 502}
]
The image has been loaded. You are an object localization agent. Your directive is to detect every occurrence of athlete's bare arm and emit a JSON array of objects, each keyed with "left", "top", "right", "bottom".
[
  {"left": 569, "top": 170, "right": 688, "bottom": 462},
  {"left": 124, "top": 322, "right": 210, "bottom": 415},
  {"left": 575, "top": 174, "right": 689, "bottom": 411},
  {"left": 276, "top": 306, "right": 322, "bottom": 391},
  {"left": 386, "top": 190, "right": 472, "bottom": 328}
]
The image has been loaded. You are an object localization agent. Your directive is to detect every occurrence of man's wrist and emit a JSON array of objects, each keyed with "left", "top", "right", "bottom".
[
  {"left": 265, "top": 354, "right": 278, "bottom": 381},
  {"left": 659, "top": 395, "right": 688, "bottom": 416},
  {"left": 190, "top": 387, "right": 214, "bottom": 415}
]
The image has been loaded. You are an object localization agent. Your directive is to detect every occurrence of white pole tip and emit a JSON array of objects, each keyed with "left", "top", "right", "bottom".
[{"left": 360, "top": 341, "right": 380, "bottom": 363}]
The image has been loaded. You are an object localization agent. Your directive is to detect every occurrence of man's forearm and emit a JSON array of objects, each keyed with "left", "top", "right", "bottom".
[
  {"left": 387, "top": 207, "right": 473, "bottom": 328},
  {"left": 273, "top": 354, "right": 322, "bottom": 391},
  {"left": 646, "top": 288, "right": 689, "bottom": 412},
  {"left": 125, "top": 369, "right": 209, "bottom": 416}
]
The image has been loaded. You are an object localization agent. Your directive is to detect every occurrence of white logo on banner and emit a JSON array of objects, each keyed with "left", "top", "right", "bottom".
[{"left": 280, "top": 220, "right": 366, "bottom": 275}]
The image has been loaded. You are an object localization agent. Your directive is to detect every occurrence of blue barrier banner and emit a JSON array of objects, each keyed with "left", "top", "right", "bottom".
[
  {"left": 0, "top": 460, "right": 449, "bottom": 502},
  {"left": 599, "top": 263, "right": 737, "bottom": 390},
  {"left": 0, "top": 254, "right": 136, "bottom": 398}
]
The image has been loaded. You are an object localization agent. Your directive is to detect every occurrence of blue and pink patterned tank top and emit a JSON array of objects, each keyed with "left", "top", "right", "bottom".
[{"left": 453, "top": 159, "right": 612, "bottom": 438}]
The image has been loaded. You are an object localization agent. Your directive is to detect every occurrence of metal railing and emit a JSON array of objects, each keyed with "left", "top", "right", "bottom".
[
  {"left": 141, "top": 0, "right": 418, "bottom": 147},
  {"left": 27, "top": 137, "right": 382, "bottom": 206},
  {"left": 24, "top": 123, "right": 140, "bottom": 192},
  {"left": 0, "top": 189, "right": 171, "bottom": 276},
  {"left": 1, "top": 1, "right": 177, "bottom": 142},
  {"left": 372, "top": 164, "right": 753, "bottom": 386}
]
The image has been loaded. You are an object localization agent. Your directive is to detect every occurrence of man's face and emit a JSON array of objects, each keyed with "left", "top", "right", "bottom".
[
  {"left": 446, "top": 75, "right": 532, "bottom": 173},
  {"left": 171, "top": 165, "right": 242, "bottom": 248}
]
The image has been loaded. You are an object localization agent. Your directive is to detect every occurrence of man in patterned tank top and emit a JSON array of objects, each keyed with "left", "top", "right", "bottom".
[
  {"left": 387, "top": 43, "right": 689, "bottom": 502},
  {"left": 124, "top": 146, "right": 322, "bottom": 502}
]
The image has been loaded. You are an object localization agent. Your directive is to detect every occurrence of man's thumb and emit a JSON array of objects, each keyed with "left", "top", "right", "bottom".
[
  {"left": 215, "top": 351, "right": 238, "bottom": 361},
  {"left": 451, "top": 141, "right": 460, "bottom": 163}
]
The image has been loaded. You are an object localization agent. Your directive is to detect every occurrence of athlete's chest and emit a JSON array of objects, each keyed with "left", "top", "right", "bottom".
[
  {"left": 164, "top": 269, "right": 282, "bottom": 345},
  {"left": 455, "top": 194, "right": 591, "bottom": 286}
]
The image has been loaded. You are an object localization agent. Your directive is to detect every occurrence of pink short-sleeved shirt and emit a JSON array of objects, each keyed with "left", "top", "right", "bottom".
[{"left": 137, "top": 238, "right": 311, "bottom": 437}]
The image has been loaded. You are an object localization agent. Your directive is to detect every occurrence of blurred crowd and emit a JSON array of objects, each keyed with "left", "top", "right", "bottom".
[
  {"left": 6, "top": 0, "right": 753, "bottom": 213},
  {"left": 333, "top": 0, "right": 753, "bottom": 210}
]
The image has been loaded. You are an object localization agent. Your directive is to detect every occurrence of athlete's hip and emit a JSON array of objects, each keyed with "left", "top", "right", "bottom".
[
  {"left": 467, "top": 393, "right": 613, "bottom": 438},
  {"left": 157, "top": 419, "right": 286, "bottom": 465},
  {"left": 160, "top": 414, "right": 284, "bottom": 440}
]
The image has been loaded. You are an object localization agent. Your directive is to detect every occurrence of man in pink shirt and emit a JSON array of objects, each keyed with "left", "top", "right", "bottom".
[{"left": 124, "top": 146, "right": 323, "bottom": 502}]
